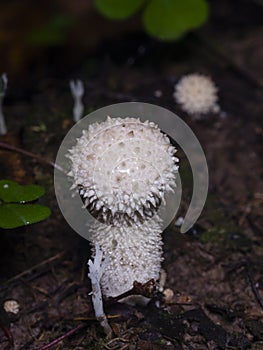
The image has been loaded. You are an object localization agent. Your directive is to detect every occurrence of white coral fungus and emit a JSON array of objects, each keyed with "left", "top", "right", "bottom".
[
  {"left": 69, "top": 79, "right": 84, "bottom": 123},
  {"left": 174, "top": 73, "right": 220, "bottom": 116},
  {"left": 68, "top": 116, "right": 178, "bottom": 298},
  {"left": 88, "top": 244, "right": 111, "bottom": 335}
]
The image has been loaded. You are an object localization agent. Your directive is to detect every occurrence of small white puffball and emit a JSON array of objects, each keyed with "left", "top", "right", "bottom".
[
  {"left": 173, "top": 73, "right": 220, "bottom": 116},
  {"left": 3, "top": 300, "right": 19, "bottom": 314},
  {"left": 163, "top": 288, "right": 174, "bottom": 303}
]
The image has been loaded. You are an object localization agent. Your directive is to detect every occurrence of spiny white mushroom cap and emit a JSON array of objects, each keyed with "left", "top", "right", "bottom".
[
  {"left": 174, "top": 73, "right": 220, "bottom": 115},
  {"left": 67, "top": 116, "right": 178, "bottom": 226},
  {"left": 89, "top": 216, "right": 163, "bottom": 297}
]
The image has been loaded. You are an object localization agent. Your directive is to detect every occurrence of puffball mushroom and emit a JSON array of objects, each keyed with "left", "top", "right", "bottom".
[
  {"left": 67, "top": 116, "right": 178, "bottom": 298},
  {"left": 174, "top": 73, "right": 220, "bottom": 116}
]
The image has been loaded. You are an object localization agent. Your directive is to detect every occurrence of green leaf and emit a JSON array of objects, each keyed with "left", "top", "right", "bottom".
[
  {"left": 0, "top": 180, "right": 45, "bottom": 203},
  {"left": 143, "top": 0, "right": 209, "bottom": 40},
  {"left": 0, "top": 204, "right": 51, "bottom": 229},
  {"left": 27, "top": 14, "right": 75, "bottom": 46},
  {"left": 94, "top": 0, "right": 145, "bottom": 19}
]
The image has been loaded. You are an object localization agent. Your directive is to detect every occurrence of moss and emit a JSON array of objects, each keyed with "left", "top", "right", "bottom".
[
  {"left": 200, "top": 227, "right": 226, "bottom": 244},
  {"left": 198, "top": 194, "right": 252, "bottom": 251}
]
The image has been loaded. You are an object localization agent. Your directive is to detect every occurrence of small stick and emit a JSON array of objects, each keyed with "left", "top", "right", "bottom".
[
  {"left": 0, "top": 317, "right": 14, "bottom": 350},
  {"left": 189, "top": 33, "right": 263, "bottom": 89},
  {"left": 0, "top": 142, "right": 65, "bottom": 173},
  {"left": 246, "top": 215, "right": 262, "bottom": 236},
  {"left": 34, "top": 323, "right": 84, "bottom": 350},
  {"left": 0, "top": 252, "right": 65, "bottom": 291},
  {"left": 246, "top": 263, "right": 263, "bottom": 309},
  {"left": 106, "top": 279, "right": 156, "bottom": 306}
]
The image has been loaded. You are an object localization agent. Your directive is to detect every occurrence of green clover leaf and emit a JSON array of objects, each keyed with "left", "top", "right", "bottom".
[{"left": 0, "top": 180, "right": 51, "bottom": 229}]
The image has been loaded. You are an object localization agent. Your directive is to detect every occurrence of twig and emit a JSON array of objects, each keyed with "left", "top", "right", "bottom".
[
  {"left": 34, "top": 323, "right": 84, "bottom": 350},
  {"left": 246, "top": 214, "right": 262, "bottom": 236},
  {"left": 106, "top": 279, "right": 156, "bottom": 307},
  {"left": 189, "top": 33, "right": 263, "bottom": 89},
  {"left": 0, "top": 142, "right": 65, "bottom": 173},
  {"left": 0, "top": 315, "right": 14, "bottom": 350},
  {"left": 54, "top": 282, "right": 82, "bottom": 305},
  {"left": 0, "top": 252, "right": 65, "bottom": 292},
  {"left": 245, "top": 262, "right": 263, "bottom": 309}
]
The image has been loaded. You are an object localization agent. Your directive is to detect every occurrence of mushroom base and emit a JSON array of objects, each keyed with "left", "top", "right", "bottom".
[{"left": 89, "top": 218, "right": 163, "bottom": 298}]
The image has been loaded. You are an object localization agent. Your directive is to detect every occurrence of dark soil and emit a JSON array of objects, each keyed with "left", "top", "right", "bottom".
[{"left": 0, "top": 1, "right": 262, "bottom": 349}]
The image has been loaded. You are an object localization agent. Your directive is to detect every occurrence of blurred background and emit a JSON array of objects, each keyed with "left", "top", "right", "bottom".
[{"left": 1, "top": 0, "right": 262, "bottom": 82}]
